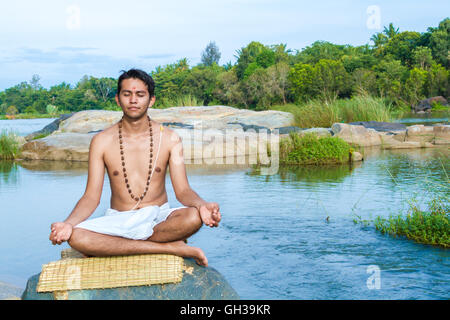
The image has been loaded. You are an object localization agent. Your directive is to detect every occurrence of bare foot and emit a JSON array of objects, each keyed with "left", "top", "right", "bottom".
[{"left": 168, "top": 240, "right": 208, "bottom": 267}]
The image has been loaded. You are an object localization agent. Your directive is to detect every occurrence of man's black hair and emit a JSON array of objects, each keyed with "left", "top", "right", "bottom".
[{"left": 117, "top": 68, "right": 155, "bottom": 97}]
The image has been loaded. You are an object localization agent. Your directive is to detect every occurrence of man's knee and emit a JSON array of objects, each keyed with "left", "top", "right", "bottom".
[
  {"left": 68, "top": 228, "right": 88, "bottom": 249},
  {"left": 186, "top": 207, "right": 202, "bottom": 231}
]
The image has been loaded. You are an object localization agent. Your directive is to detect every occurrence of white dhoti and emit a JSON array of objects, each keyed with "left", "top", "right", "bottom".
[{"left": 74, "top": 202, "right": 187, "bottom": 240}]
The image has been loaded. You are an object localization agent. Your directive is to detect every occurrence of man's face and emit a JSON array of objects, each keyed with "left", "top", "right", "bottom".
[{"left": 115, "top": 78, "right": 155, "bottom": 120}]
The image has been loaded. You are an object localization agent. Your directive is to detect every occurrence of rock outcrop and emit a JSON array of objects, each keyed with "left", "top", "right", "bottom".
[
  {"left": 413, "top": 96, "right": 448, "bottom": 113},
  {"left": 21, "top": 257, "right": 239, "bottom": 300},
  {"left": 19, "top": 107, "right": 450, "bottom": 162}
]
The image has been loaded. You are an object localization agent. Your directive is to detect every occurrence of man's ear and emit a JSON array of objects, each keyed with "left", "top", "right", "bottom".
[
  {"left": 149, "top": 96, "right": 156, "bottom": 108},
  {"left": 115, "top": 94, "right": 120, "bottom": 106}
]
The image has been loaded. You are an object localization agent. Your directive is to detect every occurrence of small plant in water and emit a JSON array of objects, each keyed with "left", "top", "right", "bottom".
[
  {"left": 374, "top": 196, "right": 449, "bottom": 248},
  {"left": 0, "top": 130, "right": 20, "bottom": 160}
]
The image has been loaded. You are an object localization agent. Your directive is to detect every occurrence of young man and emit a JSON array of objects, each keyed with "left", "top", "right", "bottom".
[{"left": 49, "top": 69, "right": 221, "bottom": 266}]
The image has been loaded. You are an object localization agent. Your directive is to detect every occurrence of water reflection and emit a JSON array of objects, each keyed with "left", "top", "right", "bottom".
[
  {"left": 0, "top": 161, "right": 18, "bottom": 186},
  {"left": 18, "top": 160, "right": 88, "bottom": 175},
  {"left": 248, "top": 162, "right": 362, "bottom": 184}
]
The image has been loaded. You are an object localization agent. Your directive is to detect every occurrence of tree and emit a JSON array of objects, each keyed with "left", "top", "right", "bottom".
[
  {"left": 412, "top": 46, "right": 433, "bottom": 70},
  {"left": 383, "top": 23, "right": 400, "bottom": 39},
  {"left": 201, "top": 41, "right": 221, "bottom": 66},
  {"left": 405, "top": 68, "right": 428, "bottom": 105},
  {"left": 424, "top": 62, "right": 449, "bottom": 97},
  {"left": 288, "top": 63, "right": 314, "bottom": 102},
  {"left": 30, "top": 74, "right": 42, "bottom": 91},
  {"left": 373, "top": 58, "right": 408, "bottom": 103},
  {"left": 181, "top": 64, "right": 223, "bottom": 105},
  {"left": 6, "top": 105, "right": 18, "bottom": 116},
  {"left": 384, "top": 31, "right": 422, "bottom": 66},
  {"left": 428, "top": 18, "right": 450, "bottom": 68}
]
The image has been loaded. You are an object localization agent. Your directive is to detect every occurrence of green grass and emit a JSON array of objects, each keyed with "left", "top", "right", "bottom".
[
  {"left": 353, "top": 156, "right": 450, "bottom": 248},
  {"left": 270, "top": 94, "right": 400, "bottom": 128},
  {"left": 0, "top": 113, "right": 63, "bottom": 120},
  {"left": 280, "top": 132, "right": 351, "bottom": 165},
  {"left": 154, "top": 94, "right": 204, "bottom": 109},
  {"left": 373, "top": 197, "right": 449, "bottom": 248},
  {"left": 0, "top": 130, "right": 20, "bottom": 160}
]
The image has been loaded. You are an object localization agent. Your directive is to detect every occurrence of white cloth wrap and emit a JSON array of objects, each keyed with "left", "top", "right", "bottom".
[{"left": 74, "top": 202, "right": 186, "bottom": 240}]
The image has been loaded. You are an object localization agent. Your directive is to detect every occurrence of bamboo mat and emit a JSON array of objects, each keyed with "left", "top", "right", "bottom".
[{"left": 36, "top": 253, "right": 184, "bottom": 292}]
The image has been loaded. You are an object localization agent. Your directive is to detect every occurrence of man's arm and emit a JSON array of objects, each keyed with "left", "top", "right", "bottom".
[
  {"left": 168, "top": 132, "right": 206, "bottom": 210},
  {"left": 64, "top": 133, "right": 106, "bottom": 225},
  {"left": 168, "top": 131, "right": 221, "bottom": 227},
  {"left": 50, "top": 133, "right": 106, "bottom": 244}
]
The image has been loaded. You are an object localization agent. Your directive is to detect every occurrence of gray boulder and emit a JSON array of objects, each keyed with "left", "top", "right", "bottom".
[
  {"left": 21, "top": 258, "right": 239, "bottom": 300},
  {"left": 413, "top": 96, "right": 448, "bottom": 113},
  {"left": 25, "top": 113, "right": 74, "bottom": 141},
  {"left": 348, "top": 121, "right": 406, "bottom": 132}
]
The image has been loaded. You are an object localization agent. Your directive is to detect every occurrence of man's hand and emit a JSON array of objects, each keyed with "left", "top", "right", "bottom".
[
  {"left": 199, "top": 202, "right": 221, "bottom": 228},
  {"left": 49, "top": 222, "right": 73, "bottom": 245}
]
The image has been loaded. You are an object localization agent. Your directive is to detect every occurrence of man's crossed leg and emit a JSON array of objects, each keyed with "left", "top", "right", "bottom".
[{"left": 68, "top": 207, "right": 209, "bottom": 266}]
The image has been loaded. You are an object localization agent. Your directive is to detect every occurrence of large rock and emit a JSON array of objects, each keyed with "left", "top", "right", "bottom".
[
  {"left": 331, "top": 123, "right": 382, "bottom": 147},
  {"left": 55, "top": 107, "right": 294, "bottom": 134},
  {"left": 20, "top": 133, "right": 95, "bottom": 161},
  {"left": 348, "top": 121, "right": 406, "bottom": 132},
  {"left": 25, "top": 113, "right": 74, "bottom": 141},
  {"left": 413, "top": 96, "right": 448, "bottom": 113},
  {"left": 21, "top": 258, "right": 239, "bottom": 300},
  {"left": 21, "top": 106, "right": 289, "bottom": 162}
]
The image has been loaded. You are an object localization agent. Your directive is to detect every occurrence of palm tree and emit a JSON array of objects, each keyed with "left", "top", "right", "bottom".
[{"left": 383, "top": 23, "right": 400, "bottom": 39}]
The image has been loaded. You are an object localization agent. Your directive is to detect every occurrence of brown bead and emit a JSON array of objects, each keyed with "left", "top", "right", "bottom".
[
  {"left": 120, "top": 151, "right": 123, "bottom": 155},
  {"left": 128, "top": 189, "right": 132, "bottom": 194},
  {"left": 126, "top": 184, "right": 129, "bottom": 188}
]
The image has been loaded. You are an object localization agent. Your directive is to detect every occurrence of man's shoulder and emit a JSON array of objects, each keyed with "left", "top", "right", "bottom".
[{"left": 90, "top": 124, "right": 116, "bottom": 147}]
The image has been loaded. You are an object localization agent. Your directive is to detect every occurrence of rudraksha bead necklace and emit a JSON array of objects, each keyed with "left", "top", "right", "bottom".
[{"left": 118, "top": 115, "right": 153, "bottom": 202}]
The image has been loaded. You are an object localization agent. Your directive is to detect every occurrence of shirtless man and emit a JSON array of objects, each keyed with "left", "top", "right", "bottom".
[{"left": 48, "top": 69, "right": 221, "bottom": 266}]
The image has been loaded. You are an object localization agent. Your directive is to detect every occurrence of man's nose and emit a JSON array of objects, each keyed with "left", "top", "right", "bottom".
[{"left": 129, "top": 94, "right": 138, "bottom": 103}]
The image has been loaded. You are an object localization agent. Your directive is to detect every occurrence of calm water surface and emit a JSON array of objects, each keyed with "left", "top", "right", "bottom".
[{"left": 0, "top": 118, "right": 448, "bottom": 299}]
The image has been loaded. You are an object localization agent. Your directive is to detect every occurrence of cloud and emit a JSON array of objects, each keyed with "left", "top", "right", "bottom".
[{"left": 139, "top": 53, "right": 176, "bottom": 60}]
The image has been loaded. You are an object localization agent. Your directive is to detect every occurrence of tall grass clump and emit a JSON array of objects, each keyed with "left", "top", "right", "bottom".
[
  {"left": 154, "top": 94, "right": 204, "bottom": 109},
  {"left": 280, "top": 132, "right": 351, "bottom": 165},
  {"left": 0, "top": 130, "right": 20, "bottom": 160},
  {"left": 271, "top": 94, "right": 398, "bottom": 128},
  {"left": 373, "top": 196, "right": 449, "bottom": 248}
]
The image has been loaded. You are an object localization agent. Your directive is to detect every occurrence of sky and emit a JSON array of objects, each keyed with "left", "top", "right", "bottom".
[{"left": 0, "top": 0, "right": 448, "bottom": 90}]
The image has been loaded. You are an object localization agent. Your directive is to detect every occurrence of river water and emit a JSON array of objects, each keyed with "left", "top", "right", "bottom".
[{"left": 0, "top": 118, "right": 449, "bottom": 299}]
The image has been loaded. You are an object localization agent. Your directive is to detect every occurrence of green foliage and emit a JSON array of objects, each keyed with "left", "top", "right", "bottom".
[
  {"left": 374, "top": 197, "right": 449, "bottom": 248},
  {"left": 0, "top": 130, "right": 20, "bottom": 160},
  {"left": 201, "top": 41, "right": 221, "bottom": 66},
  {"left": 46, "top": 104, "right": 59, "bottom": 115},
  {"left": 280, "top": 132, "right": 350, "bottom": 165},
  {"left": 0, "top": 18, "right": 447, "bottom": 116},
  {"left": 6, "top": 105, "right": 18, "bottom": 115}
]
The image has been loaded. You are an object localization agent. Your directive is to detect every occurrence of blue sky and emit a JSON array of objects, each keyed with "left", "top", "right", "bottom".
[{"left": 0, "top": 0, "right": 448, "bottom": 90}]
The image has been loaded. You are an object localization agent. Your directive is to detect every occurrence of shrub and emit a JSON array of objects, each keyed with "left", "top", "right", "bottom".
[
  {"left": 0, "top": 130, "right": 20, "bottom": 160},
  {"left": 280, "top": 132, "right": 350, "bottom": 165}
]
